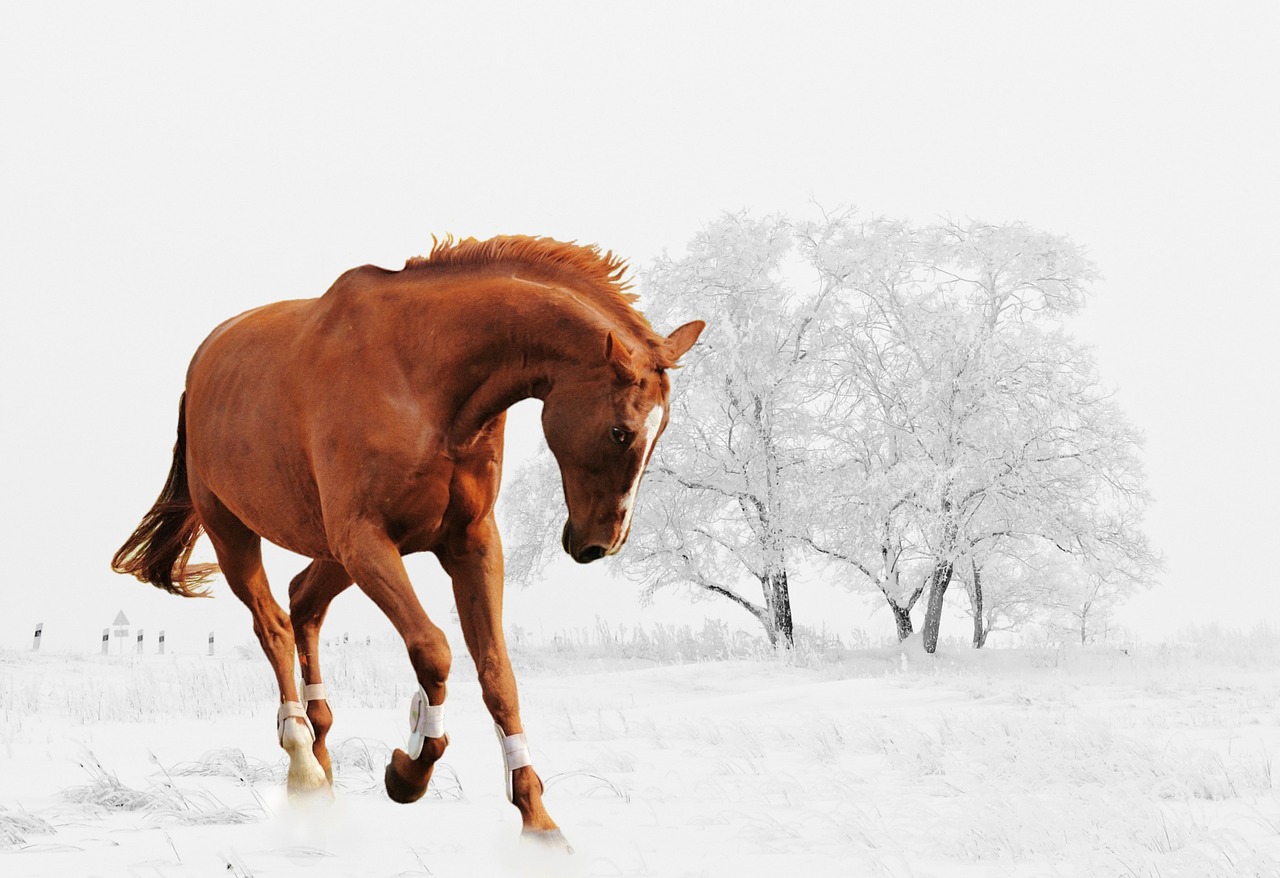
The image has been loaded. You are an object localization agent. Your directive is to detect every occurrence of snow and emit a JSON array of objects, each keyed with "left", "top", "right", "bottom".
[{"left": 1, "top": 639, "right": 1278, "bottom": 877}]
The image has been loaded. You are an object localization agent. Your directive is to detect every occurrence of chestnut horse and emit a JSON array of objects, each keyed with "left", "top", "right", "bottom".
[{"left": 112, "top": 236, "right": 704, "bottom": 848}]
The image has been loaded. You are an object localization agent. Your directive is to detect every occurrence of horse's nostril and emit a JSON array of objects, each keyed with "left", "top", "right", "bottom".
[{"left": 575, "top": 545, "right": 607, "bottom": 564}]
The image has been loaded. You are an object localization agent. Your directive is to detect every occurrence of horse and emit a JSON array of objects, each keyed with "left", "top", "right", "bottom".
[{"left": 111, "top": 236, "right": 704, "bottom": 849}]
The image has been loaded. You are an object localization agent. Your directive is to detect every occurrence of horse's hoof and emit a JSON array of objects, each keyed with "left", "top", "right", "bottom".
[
  {"left": 521, "top": 829, "right": 574, "bottom": 854},
  {"left": 384, "top": 748, "right": 430, "bottom": 804},
  {"left": 286, "top": 758, "right": 333, "bottom": 801},
  {"left": 287, "top": 780, "right": 335, "bottom": 806},
  {"left": 283, "top": 722, "right": 331, "bottom": 800}
]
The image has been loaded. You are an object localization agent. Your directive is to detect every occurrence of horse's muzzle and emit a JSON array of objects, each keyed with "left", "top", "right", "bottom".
[{"left": 562, "top": 520, "right": 608, "bottom": 564}]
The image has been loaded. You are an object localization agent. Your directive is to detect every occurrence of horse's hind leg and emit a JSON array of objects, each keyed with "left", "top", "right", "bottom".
[
  {"left": 189, "top": 483, "right": 327, "bottom": 796},
  {"left": 288, "top": 559, "right": 353, "bottom": 784}
]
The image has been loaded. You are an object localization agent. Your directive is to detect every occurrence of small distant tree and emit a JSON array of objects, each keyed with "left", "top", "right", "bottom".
[
  {"left": 499, "top": 457, "right": 564, "bottom": 587},
  {"left": 955, "top": 543, "right": 1061, "bottom": 648},
  {"left": 1042, "top": 519, "right": 1158, "bottom": 645}
]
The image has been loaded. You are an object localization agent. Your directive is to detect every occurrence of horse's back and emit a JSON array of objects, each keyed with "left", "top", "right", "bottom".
[{"left": 181, "top": 265, "right": 480, "bottom": 559}]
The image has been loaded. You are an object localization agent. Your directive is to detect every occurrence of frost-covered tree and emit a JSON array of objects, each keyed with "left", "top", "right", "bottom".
[
  {"left": 793, "top": 215, "right": 939, "bottom": 640},
  {"left": 503, "top": 209, "right": 1156, "bottom": 656},
  {"left": 620, "top": 213, "right": 845, "bottom": 647},
  {"left": 798, "top": 213, "right": 1154, "bottom": 652},
  {"left": 501, "top": 213, "right": 831, "bottom": 647}
]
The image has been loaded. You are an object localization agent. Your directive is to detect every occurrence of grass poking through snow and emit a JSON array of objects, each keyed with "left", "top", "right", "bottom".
[
  {"left": 61, "top": 750, "right": 262, "bottom": 826},
  {"left": 2, "top": 627, "right": 1278, "bottom": 876},
  {"left": 0, "top": 804, "right": 55, "bottom": 848}
]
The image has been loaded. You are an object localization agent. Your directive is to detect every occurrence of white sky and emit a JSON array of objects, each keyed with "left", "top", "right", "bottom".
[{"left": 2, "top": 3, "right": 1278, "bottom": 652}]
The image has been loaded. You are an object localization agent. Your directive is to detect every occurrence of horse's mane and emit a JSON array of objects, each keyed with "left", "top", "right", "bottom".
[{"left": 404, "top": 236, "right": 673, "bottom": 365}]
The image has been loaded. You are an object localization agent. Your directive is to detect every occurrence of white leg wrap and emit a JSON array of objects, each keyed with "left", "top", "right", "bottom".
[
  {"left": 495, "top": 723, "right": 532, "bottom": 803},
  {"left": 406, "top": 686, "right": 445, "bottom": 760},
  {"left": 277, "top": 700, "right": 313, "bottom": 745},
  {"left": 303, "top": 682, "right": 327, "bottom": 703}
]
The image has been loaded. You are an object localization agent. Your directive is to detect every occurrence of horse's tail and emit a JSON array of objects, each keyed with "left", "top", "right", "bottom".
[{"left": 111, "top": 393, "right": 219, "bottom": 597}]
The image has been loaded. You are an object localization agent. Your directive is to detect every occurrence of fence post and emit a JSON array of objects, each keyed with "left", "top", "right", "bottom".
[
  {"left": 136, "top": 629, "right": 144, "bottom": 655},
  {"left": 208, "top": 631, "right": 215, "bottom": 656},
  {"left": 101, "top": 628, "right": 109, "bottom": 655},
  {"left": 158, "top": 630, "right": 165, "bottom": 655},
  {"left": 32, "top": 622, "right": 42, "bottom": 652}
]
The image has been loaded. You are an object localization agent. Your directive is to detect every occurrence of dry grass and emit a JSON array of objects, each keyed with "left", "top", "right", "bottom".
[
  {"left": 0, "top": 804, "right": 54, "bottom": 848},
  {"left": 61, "top": 750, "right": 263, "bottom": 826},
  {"left": 169, "top": 746, "right": 280, "bottom": 786}
]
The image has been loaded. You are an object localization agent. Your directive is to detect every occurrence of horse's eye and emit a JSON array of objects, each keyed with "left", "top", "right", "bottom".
[{"left": 610, "top": 426, "right": 632, "bottom": 446}]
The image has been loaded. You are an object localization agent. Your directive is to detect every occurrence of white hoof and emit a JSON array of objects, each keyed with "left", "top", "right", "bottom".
[{"left": 281, "top": 717, "right": 329, "bottom": 797}]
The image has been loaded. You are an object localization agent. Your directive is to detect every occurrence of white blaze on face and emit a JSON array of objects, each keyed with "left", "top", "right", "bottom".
[{"left": 616, "top": 404, "right": 663, "bottom": 545}]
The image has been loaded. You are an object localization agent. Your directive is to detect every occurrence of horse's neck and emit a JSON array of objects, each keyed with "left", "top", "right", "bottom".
[{"left": 433, "top": 281, "right": 607, "bottom": 446}]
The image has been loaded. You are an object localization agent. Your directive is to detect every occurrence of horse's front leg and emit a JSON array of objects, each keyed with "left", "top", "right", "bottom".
[
  {"left": 334, "top": 525, "right": 452, "bottom": 803},
  {"left": 440, "top": 518, "right": 569, "bottom": 850}
]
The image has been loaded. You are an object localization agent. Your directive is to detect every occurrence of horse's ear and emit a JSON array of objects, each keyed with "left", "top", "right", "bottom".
[
  {"left": 664, "top": 320, "right": 706, "bottom": 364},
  {"left": 605, "top": 332, "right": 639, "bottom": 383}
]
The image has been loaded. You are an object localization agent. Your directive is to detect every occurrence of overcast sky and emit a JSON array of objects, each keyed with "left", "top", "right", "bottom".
[{"left": 2, "top": 3, "right": 1278, "bottom": 652}]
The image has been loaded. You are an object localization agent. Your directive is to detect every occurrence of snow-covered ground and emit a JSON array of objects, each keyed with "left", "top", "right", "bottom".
[{"left": 2, "top": 635, "right": 1277, "bottom": 877}]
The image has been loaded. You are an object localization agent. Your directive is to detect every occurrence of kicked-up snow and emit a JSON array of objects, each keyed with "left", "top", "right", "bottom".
[{"left": 1, "top": 636, "right": 1277, "bottom": 877}]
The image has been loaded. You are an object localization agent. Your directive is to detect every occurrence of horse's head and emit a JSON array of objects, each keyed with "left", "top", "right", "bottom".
[{"left": 542, "top": 320, "right": 705, "bottom": 563}]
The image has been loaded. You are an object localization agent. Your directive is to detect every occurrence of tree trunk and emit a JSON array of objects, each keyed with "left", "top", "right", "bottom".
[
  {"left": 1079, "top": 599, "right": 1092, "bottom": 646},
  {"left": 971, "top": 560, "right": 987, "bottom": 649},
  {"left": 923, "top": 495, "right": 959, "bottom": 655},
  {"left": 881, "top": 578, "right": 924, "bottom": 643},
  {"left": 749, "top": 387, "right": 792, "bottom": 650},
  {"left": 891, "top": 602, "right": 914, "bottom": 641},
  {"left": 921, "top": 560, "right": 954, "bottom": 654},
  {"left": 762, "top": 569, "right": 794, "bottom": 649}
]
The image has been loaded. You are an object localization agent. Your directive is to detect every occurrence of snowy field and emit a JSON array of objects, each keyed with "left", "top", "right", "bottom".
[{"left": 2, "top": 632, "right": 1278, "bottom": 878}]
